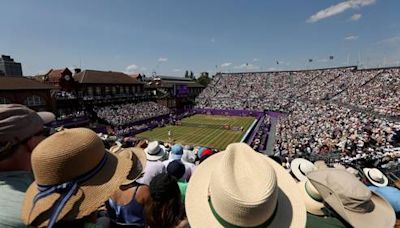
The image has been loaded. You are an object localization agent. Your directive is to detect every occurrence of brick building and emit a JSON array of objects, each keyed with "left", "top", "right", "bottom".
[{"left": 0, "top": 76, "right": 54, "bottom": 111}]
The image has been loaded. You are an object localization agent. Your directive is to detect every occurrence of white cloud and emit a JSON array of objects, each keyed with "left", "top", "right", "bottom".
[
  {"left": 158, "top": 57, "right": 168, "bottom": 62},
  {"left": 220, "top": 62, "right": 232, "bottom": 68},
  {"left": 173, "top": 69, "right": 181, "bottom": 72},
  {"left": 350, "top": 13, "right": 362, "bottom": 21},
  {"left": 125, "top": 64, "right": 139, "bottom": 73},
  {"left": 307, "top": 0, "right": 375, "bottom": 23},
  {"left": 211, "top": 37, "right": 216, "bottom": 43},
  {"left": 234, "top": 63, "right": 260, "bottom": 70},
  {"left": 345, "top": 35, "right": 359, "bottom": 40}
]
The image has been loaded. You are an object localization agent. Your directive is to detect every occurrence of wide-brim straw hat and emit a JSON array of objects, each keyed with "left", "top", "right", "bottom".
[
  {"left": 21, "top": 128, "right": 131, "bottom": 227},
  {"left": 185, "top": 143, "right": 306, "bottom": 227},
  {"left": 112, "top": 147, "right": 147, "bottom": 186},
  {"left": 291, "top": 158, "right": 317, "bottom": 181},
  {"left": 314, "top": 160, "right": 329, "bottom": 170},
  {"left": 144, "top": 141, "right": 166, "bottom": 161},
  {"left": 363, "top": 168, "right": 389, "bottom": 187},
  {"left": 308, "top": 168, "right": 396, "bottom": 228},
  {"left": 297, "top": 181, "right": 325, "bottom": 216}
]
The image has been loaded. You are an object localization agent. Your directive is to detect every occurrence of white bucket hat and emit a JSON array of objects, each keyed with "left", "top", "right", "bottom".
[
  {"left": 297, "top": 181, "right": 325, "bottom": 216},
  {"left": 290, "top": 158, "right": 317, "bottom": 181},
  {"left": 308, "top": 169, "right": 395, "bottom": 228},
  {"left": 144, "top": 141, "right": 165, "bottom": 161},
  {"left": 185, "top": 143, "right": 306, "bottom": 227},
  {"left": 363, "top": 168, "right": 388, "bottom": 187}
]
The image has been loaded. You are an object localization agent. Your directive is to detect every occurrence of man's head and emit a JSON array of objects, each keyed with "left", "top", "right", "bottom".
[{"left": 0, "top": 104, "right": 55, "bottom": 169}]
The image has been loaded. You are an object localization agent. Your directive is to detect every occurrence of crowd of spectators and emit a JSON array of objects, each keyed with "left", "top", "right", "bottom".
[
  {"left": 56, "top": 110, "right": 86, "bottom": 120},
  {"left": 1, "top": 104, "right": 400, "bottom": 227},
  {"left": 196, "top": 67, "right": 400, "bottom": 117},
  {"left": 94, "top": 101, "right": 171, "bottom": 126},
  {"left": 275, "top": 101, "right": 400, "bottom": 168}
]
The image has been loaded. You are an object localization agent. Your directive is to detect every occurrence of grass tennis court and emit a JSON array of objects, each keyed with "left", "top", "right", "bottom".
[{"left": 137, "top": 114, "right": 256, "bottom": 150}]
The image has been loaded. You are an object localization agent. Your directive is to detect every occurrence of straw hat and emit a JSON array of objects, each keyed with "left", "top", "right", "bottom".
[
  {"left": 308, "top": 168, "right": 396, "bottom": 228},
  {"left": 185, "top": 143, "right": 306, "bottom": 227},
  {"left": 112, "top": 147, "right": 147, "bottom": 186},
  {"left": 363, "top": 168, "right": 388, "bottom": 187},
  {"left": 21, "top": 128, "right": 131, "bottom": 227},
  {"left": 291, "top": 158, "right": 317, "bottom": 181},
  {"left": 297, "top": 181, "right": 325, "bottom": 216},
  {"left": 144, "top": 141, "right": 166, "bottom": 161},
  {"left": 314, "top": 160, "right": 329, "bottom": 170}
]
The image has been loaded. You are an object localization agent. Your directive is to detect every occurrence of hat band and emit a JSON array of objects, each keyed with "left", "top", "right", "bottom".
[
  {"left": 28, "top": 152, "right": 108, "bottom": 228},
  {"left": 208, "top": 196, "right": 277, "bottom": 227},
  {"left": 148, "top": 146, "right": 162, "bottom": 156},
  {"left": 367, "top": 171, "right": 385, "bottom": 184},
  {"left": 305, "top": 182, "right": 323, "bottom": 202}
]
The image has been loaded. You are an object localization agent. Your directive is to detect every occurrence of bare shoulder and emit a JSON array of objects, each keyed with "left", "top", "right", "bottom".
[
  {"left": 136, "top": 185, "right": 151, "bottom": 204},
  {"left": 175, "top": 218, "right": 189, "bottom": 228}
]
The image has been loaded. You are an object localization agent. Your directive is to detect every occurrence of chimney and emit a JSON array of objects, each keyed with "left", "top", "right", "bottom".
[{"left": 74, "top": 68, "right": 81, "bottom": 74}]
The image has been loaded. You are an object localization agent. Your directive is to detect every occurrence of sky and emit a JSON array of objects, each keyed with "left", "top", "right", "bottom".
[{"left": 1, "top": 0, "right": 399, "bottom": 76}]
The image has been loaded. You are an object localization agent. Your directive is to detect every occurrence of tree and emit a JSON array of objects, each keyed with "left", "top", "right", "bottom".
[
  {"left": 189, "top": 71, "right": 194, "bottom": 79},
  {"left": 197, "top": 72, "right": 211, "bottom": 86},
  {"left": 184, "top": 70, "right": 189, "bottom": 78}
]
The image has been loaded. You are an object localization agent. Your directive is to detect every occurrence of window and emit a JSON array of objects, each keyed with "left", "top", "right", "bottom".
[
  {"left": 112, "top": 86, "right": 117, "bottom": 94},
  {"left": 105, "top": 86, "right": 110, "bottom": 94},
  {"left": 132, "top": 86, "right": 136, "bottom": 93},
  {"left": 125, "top": 86, "right": 129, "bottom": 94},
  {"left": 0, "top": 97, "right": 10, "bottom": 104},
  {"left": 87, "top": 87, "right": 94, "bottom": 96},
  {"left": 96, "top": 87, "right": 101, "bottom": 95},
  {"left": 25, "top": 95, "right": 45, "bottom": 107}
]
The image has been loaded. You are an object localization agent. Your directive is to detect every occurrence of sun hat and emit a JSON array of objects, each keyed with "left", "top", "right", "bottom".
[
  {"left": 333, "top": 163, "right": 346, "bottom": 170},
  {"left": 307, "top": 168, "right": 396, "bottom": 228},
  {"left": 167, "top": 160, "right": 185, "bottom": 180},
  {"left": 368, "top": 186, "right": 400, "bottom": 213},
  {"left": 0, "top": 104, "right": 55, "bottom": 158},
  {"left": 182, "top": 149, "right": 196, "bottom": 164},
  {"left": 297, "top": 181, "right": 325, "bottom": 216},
  {"left": 363, "top": 168, "right": 389, "bottom": 187},
  {"left": 314, "top": 160, "right": 329, "bottom": 170},
  {"left": 169, "top": 144, "right": 183, "bottom": 160},
  {"left": 112, "top": 147, "right": 147, "bottom": 186},
  {"left": 346, "top": 167, "right": 359, "bottom": 176},
  {"left": 184, "top": 145, "right": 193, "bottom": 151},
  {"left": 291, "top": 158, "right": 317, "bottom": 181},
  {"left": 186, "top": 143, "right": 307, "bottom": 227},
  {"left": 144, "top": 141, "right": 166, "bottom": 161},
  {"left": 21, "top": 128, "right": 131, "bottom": 227}
]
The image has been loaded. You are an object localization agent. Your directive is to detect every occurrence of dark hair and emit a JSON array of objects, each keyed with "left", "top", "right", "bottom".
[{"left": 145, "top": 173, "right": 184, "bottom": 228}]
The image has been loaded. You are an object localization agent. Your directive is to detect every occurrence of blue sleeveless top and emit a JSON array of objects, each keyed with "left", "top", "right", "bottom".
[{"left": 108, "top": 186, "right": 146, "bottom": 226}]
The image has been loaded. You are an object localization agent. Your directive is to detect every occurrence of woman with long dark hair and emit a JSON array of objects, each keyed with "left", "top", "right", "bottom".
[{"left": 145, "top": 173, "right": 188, "bottom": 228}]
